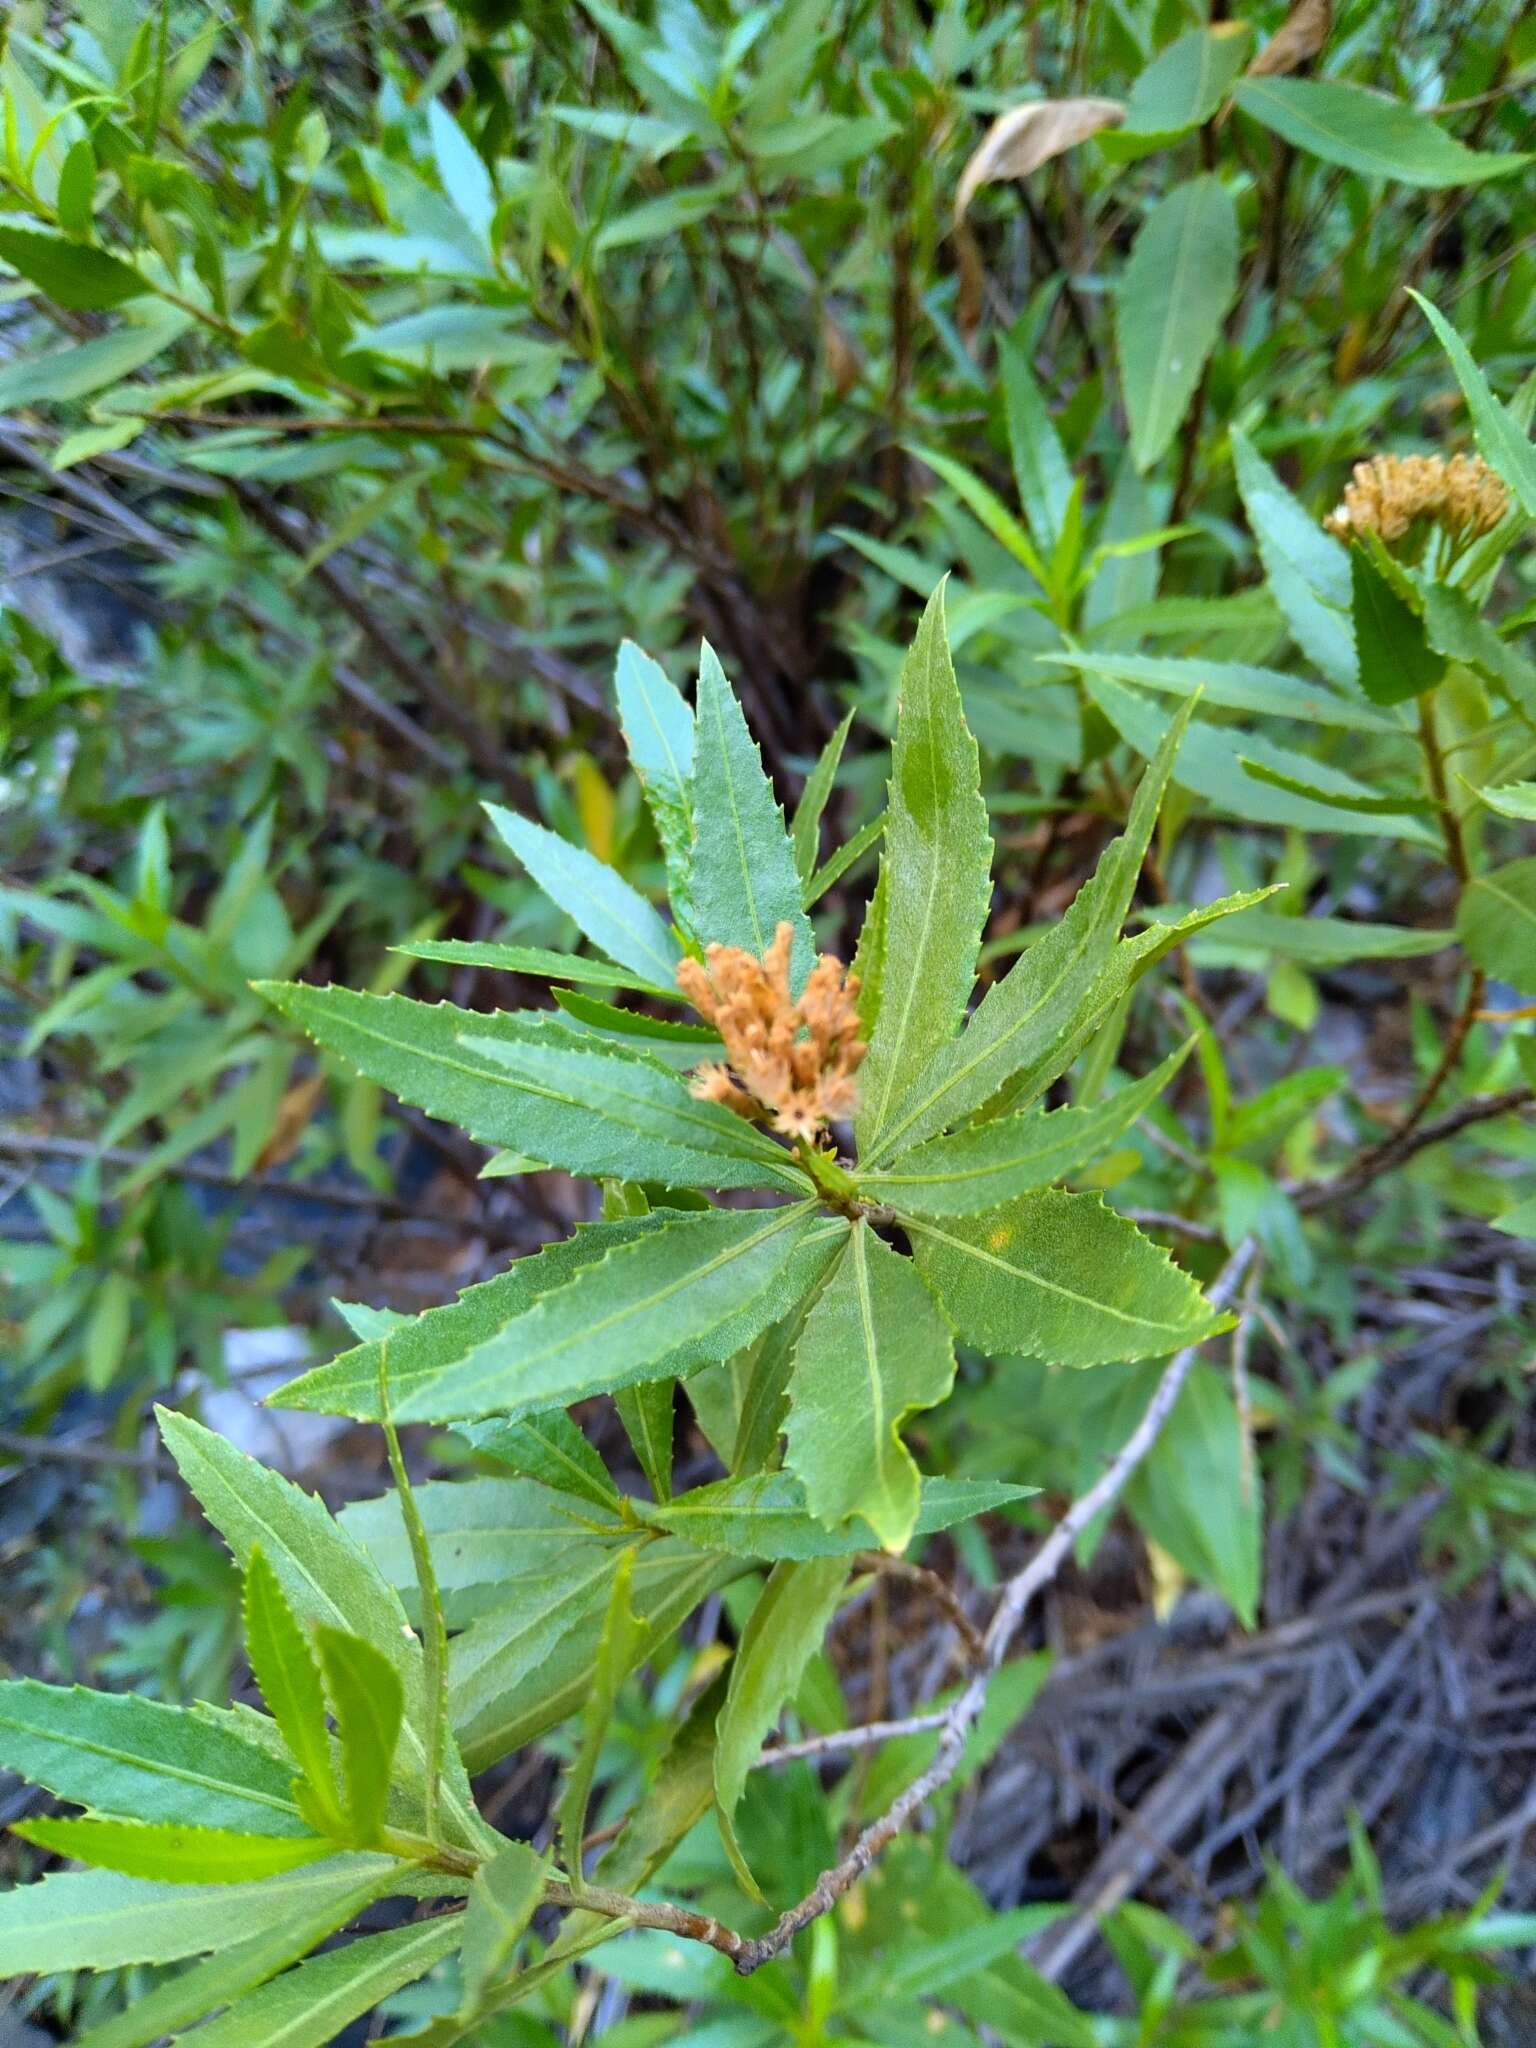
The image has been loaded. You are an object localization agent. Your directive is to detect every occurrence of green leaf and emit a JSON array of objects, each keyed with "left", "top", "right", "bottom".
[
  {"left": 783, "top": 1223, "right": 955, "bottom": 1552},
  {"left": 456, "top": 1029, "right": 806, "bottom": 1190},
  {"left": 642, "top": 1473, "right": 1036, "bottom": 1561},
  {"left": 462, "top": 1409, "right": 621, "bottom": 1509},
  {"left": 1233, "top": 77, "right": 1531, "bottom": 188},
  {"left": 483, "top": 804, "right": 680, "bottom": 985},
  {"left": 1200, "top": 908, "right": 1452, "bottom": 963},
  {"left": 906, "top": 447, "right": 1049, "bottom": 585},
  {"left": 11, "top": 1816, "right": 333, "bottom": 1884},
  {"left": 857, "top": 584, "right": 993, "bottom": 1153},
  {"left": 792, "top": 709, "right": 855, "bottom": 885},
  {"left": 1409, "top": 290, "right": 1536, "bottom": 517},
  {"left": 866, "top": 701, "right": 1189, "bottom": 1164},
  {"left": 558, "top": 1550, "right": 642, "bottom": 1881},
  {"left": 0, "top": 303, "right": 192, "bottom": 407},
  {"left": 614, "top": 1378, "right": 675, "bottom": 1502},
  {"left": 714, "top": 1556, "right": 849, "bottom": 1895},
  {"left": 802, "top": 808, "right": 886, "bottom": 909},
  {"left": 155, "top": 1411, "right": 484, "bottom": 1854},
  {"left": 1457, "top": 857, "right": 1536, "bottom": 992},
  {"left": 285, "top": 1226, "right": 645, "bottom": 1419},
  {"left": 0, "top": 225, "right": 147, "bottom": 310},
  {"left": 862, "top": 1041, "right": 1191, "bottom": 1215},
  {"left": 907, "top": 1189, "right": 1231, "bottom": 1366},
  {"left": 1238, "top": 757, "right": 1434, "bottom": 816},
  {"left": 1469, "top": 780, "right": 1536, "bottom": 822},
  {"left": 1116, "top": 176, "right": 1238, "bottom": 472},
  {"left": 1106, "top": 23, "right": 1250, "bottom": 152},
  {"left": 172, "top": 1914, "right": 463, "bottom": 2048},
  {"left": 1421, "top": 582, "right": 1536, "bottom": 712},
  {"left": 257, "top": 987, "right": 795, "bottom": 1189},
  {"left": 243, "top": 1548, "right": 341, "bottom": 1831},
  {"left": 392, "top": 939, "right": 677, "bottom": 997},
  {"left": 0, "top": 1856, "right": 398, "bottom": 1974},
  {"left": 0, "top": 1679, "right": 310, "bottom": 1836},
  {"left": 1086, "top": 672, "right": 1438, "bottom": 842},
  {"left": 689, "top": 642, "right": 815, "bottom": 979},
  {"left": 1230, "top": 428, "right": 1355, "bottom": 687},
  {"left": 1048, "top": 649, "right": 1397, "bottom": 731},
  {"left": 314, "top": 1627, "right": 402, "bottom": 1847},
  {"left": 341, "top": 1476, "right": 625, "bottom": 1618},
  {"left": 1002, "top": 332, "right": 1073, "bottom": 553},
  {"left": 616, "top": 640, "right": 695, "bottom": 924},
  {"left": 428, "top": 99, "right": 497, "bottom": 242},
  {"left": 69, "top": 1867, "right": 400, "bottom": 2048},
  {"left": 1350, "top": 549, "right": 1445, "bottom": 704},
  {"left": 454, "top": 1538, "right": 743, "bottom": 1771},
  {"left": 279, "top": 1204, "right": 818, "bottom": 1424},
  {"left": 459, "top": 1840, "right": 548, "bottom": 2018},
  {"left": 843, "top": 1907, "right": 1063, "bottom": 2009},
  {"left": 1126, "top": 1361, "right": 1261, "bottom": 1624}
]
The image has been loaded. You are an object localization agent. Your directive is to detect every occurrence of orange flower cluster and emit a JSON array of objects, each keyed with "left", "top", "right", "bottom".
[
  {"left": 677, "top": 922, "right": 866, "bottom": 1144},
  {"left": 1324, "top": 453, "right": 1509, "bottom": 549}
]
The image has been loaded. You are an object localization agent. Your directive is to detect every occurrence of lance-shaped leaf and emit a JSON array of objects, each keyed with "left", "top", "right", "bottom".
[
  {"left": 1409, "top": 289, "right": 1536, "bottom": 518},
  {"left": 861, "top": 1041, "right": 1193, "bottom": 1216},
  {"left": 462, "top": 1408, "right": 621, "bottom": 1509},
  {"left": 0, "top": 1855, "right": 399, "bottom": 1975},
  {"left": 278, "top": 1203, "right": 816, "bottom": 1426},
  {"left": 280, "top": 1213, "right": 843, "bottom": 1424},
  {"left": 0, "top": 1680, "right": 311, "bottom": 1836},
  {"left": 1116, "top": 176, "right": 1238, "bottom": 472},
  {"left": 558, "top": 1550, "right": 642, "bottom": 1881},
  {"left": 257, "top": 984, "right": 801, "bottom": 1192},
  {"left": 314, "top": 1627, "right": 403, "bottom": 1847},
  {"left": 1233, "top": 76, "right": 1532, "bottom": 189},
  {"left": 156, "top": 1411, "right": 485, "bottom": 1854},
  {"left": 1231, "top": 428, "right": 1355, "bottom": 687},
  {"left": 393, "top": 938, "right": 678, "bottom": 998},
  {"left": 616, "top": 640, "right": 696, "bottom": 925},
  {"left": 640, "top": 1471, "right": 1035, "bottom": 1561},
  {"left": 689, "top": 641, "right": 815, "bottom": 981},
  {"left": 456, "top": 1029, "right": 806, "bottom": 1190},
  {"left": 277, "top": 1218, "right": 657, "bottom": 1417},
  {"left": 615, "top": 1379, "right": 675, "bottom": 1502},
  {"left": 243, "top": 1548, "right": 342, "bottom": 1833},
  {"left": 857, "top": 583, "right": 993, "bottom": 1153},
  {"left": 792, "top": 708, "right": 855, "bottom": 884},
  {"left": 715, "top": 1556, "right": 849, "bottom": 1895},
  {"left": 865, "top": 701, "right": 1189, "bottom": 1164},
  {"left": 10, "top": 1816, "right": 334, "bottom": 1884},
  {"left": 906, "top": 1190, "right": 1231, "bottom": 1366},
  {"left": 783, "top": 1223, "right": 955, "bottom": 1552},
  {"left": 341, "top": 1476, "right": 628, "bottom": 1629},
  {"left": 69, "top": 1866, "right": 402, "bottom": 2048},
  {"left": 484, "top": 802, "right": 680, "bottom": 985},
  {"left": 454, "top": 1538, "right": 743, "bottom": 1772},
  {"left": 179, "top": 1913, "right": 464, "bottom": 2048},
  {"left": 459, "top": 1840, "right": 548, "bottom": 2020}
]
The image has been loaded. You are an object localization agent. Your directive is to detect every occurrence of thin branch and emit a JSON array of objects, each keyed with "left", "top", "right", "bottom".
[
  {"left": 756, "top": 1711, "right": 952, "bottom": 1769},
  {"left": 854, "top": 1551, "right": 984, "bottom": 1666},
  {"left": 1294, "top": 1085, "right": 1534, "bottom": 1213}
]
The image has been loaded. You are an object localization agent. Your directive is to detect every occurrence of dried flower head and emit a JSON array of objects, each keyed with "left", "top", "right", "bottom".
[
  {"left": 677, "top": 922, "right": 866, "bottom": 1144},
  {"left": 1324, "top": 453, "right": 1509, "bottom": 550}
]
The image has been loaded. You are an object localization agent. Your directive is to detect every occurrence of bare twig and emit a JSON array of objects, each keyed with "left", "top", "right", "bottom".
[
  {"left": 1294, "top": 1085, "right": 1534, "bottom": 1213},
  {"left": 756, "top": 1711, "right": 953, "bottom": 1769},
  {"left": 854, "top": 1550, "right": 985, "bottom": 1666}
]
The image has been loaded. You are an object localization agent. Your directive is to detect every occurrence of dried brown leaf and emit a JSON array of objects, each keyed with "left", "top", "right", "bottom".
[
  {"left": 954, "top": 97, "right": 1124, "bottom": 224},
  {"left": 1246, "top": 0, "right": 1332, "bottom": 79}
]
